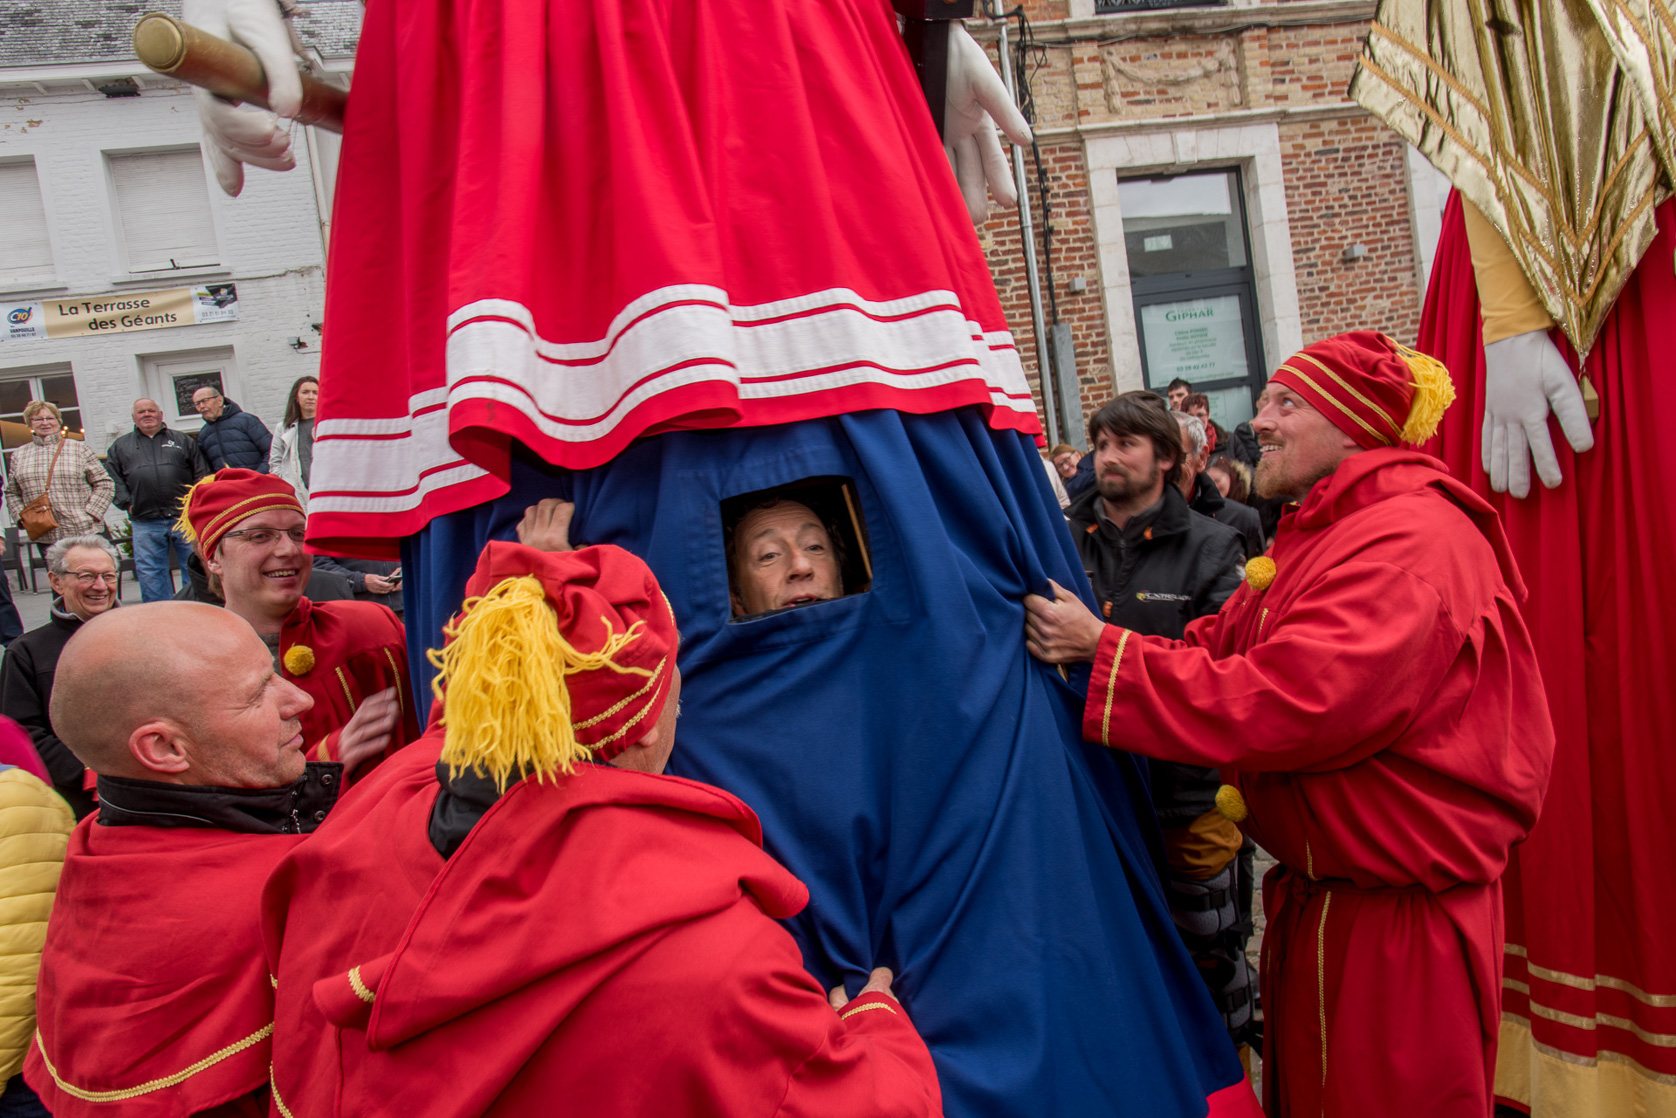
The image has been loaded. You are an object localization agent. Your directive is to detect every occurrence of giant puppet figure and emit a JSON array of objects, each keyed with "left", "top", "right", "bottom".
[
  {"left": 183, "top": 1, "right": 1261, "bottom": 1114},
  {"left": 1353, "top": 5, "right": 1676, "bottom": 1115}
]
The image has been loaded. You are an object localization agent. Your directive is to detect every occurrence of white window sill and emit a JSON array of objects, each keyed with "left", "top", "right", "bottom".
[
  {"left": 0, "top": 280, "right": 68, "bottom": 299},
  {"left": 107, "top": 268, "right": 232, "bottom": 288}
]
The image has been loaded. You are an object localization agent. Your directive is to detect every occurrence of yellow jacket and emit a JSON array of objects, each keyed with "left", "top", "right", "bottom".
[{"left": 0, "top": 767, "right": 73, "bottom": 1087}]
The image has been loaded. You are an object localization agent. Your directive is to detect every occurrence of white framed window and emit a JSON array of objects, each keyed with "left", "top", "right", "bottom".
[
  {"left": 139, "top": 346, "right": 239, "bottom": 430},
  {"left": 0, "top": 362, "right": 85, "bottom": 481},
  {"left": 0, "top": 158, "right": 57, "bottom": 284},
  {"left": 106, "top": 147, "right": 221, "bottom": 275}
]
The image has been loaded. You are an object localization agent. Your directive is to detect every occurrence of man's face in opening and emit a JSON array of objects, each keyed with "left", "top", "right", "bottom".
[
  {"left": 205, "top": 509, "right": 309, "bottom": 621},
  {"left": 49, "top": 546, "right": 118, "bottom": 621},
  {"left": 192, "top": 389, "right": 225, "bottom": 421},
  {"left": 1167, "top": 385, "right": 1190, "bottom": 411},
  {"left": 1252, "top": 380, "right": 1358, "bottom": 502},
  {"left": 1053, "top": 450, "right": 1081, "bottom": 480},
  {"left": 730, "top": 502, "right": 843, "bottom": 616},
  {"left": 1093, "top": 427, "right": 1171, "bottom": 507},
  {"left": 186, "top": 624, "right": 313, "bottom": 787},
  {"left": 132, "top": 399, "right": 164, "bottom": 436}
]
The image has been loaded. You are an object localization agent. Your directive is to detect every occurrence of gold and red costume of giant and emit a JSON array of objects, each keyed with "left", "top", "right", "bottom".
[
  {"left": 177, "top": 469, "right": 420, "bottom": 765},
  {"left": 263, "top": 541, "right": 943, "bottom": 1117},
  {"left": 1082, "top": 332, "right": 1554, "bottom": 1117}
]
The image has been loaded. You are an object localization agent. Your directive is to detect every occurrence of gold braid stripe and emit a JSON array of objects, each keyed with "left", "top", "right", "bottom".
[
  {"left": 840, "top": 1001, "right": 899, "bottom": 1021},
  {"left": 382, "top": 647, "right": 405, "bottom": 721},
  {"left": 32, "top": 1024, "right": 273, "bottom": 1103},
  {"left": 270, "top": 1064, "right": 295, "bottom": 1118},
  {"left": 1318, "top": 891, "right": 1334, "bottom": 1089},
  {"left": 1278, "top": 365, "right": 1388, "bottom": 445},
  {"left": 581, "top": 662, "right": 672, "bottom": 748},
  {"left": 1099, "top": 629, "right": 1132, "bottom": 747},
  {"left": 335, "top": 667, "right": 358, "bottom": 714},
  {"left": 1293, "top": 353, "right": 1401, "bottom": 438},
  {"left": 1257, "top": 607, "right": 1270, "bottom": 642},
  {"left": 573, "top": 654, "right": 669, "bottom": 730},
  {"left": 1367, "top": 22, "right": 1491, "bottom": 120},
  {"left": 347, "top": 966, "right": 375, "bottom": 1005}
]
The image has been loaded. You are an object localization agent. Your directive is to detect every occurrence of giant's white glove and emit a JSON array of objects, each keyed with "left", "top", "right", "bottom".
[
  {"left": 182, "top": 0, "right": 304, "bottom": 196},
  {"left": 1481, "top": 328, "right": 1595, "bottom": 498},
  {"left": 945, "top": 24, "right": 1033, "bottom": 225}
]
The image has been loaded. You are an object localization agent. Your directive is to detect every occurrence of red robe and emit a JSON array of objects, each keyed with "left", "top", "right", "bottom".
[
  {"left": 1081, "top": 449, "right": 1553, "bottom": 1117},
  {"left": 1419, "top": 196, "right": 1676, "bottom": 1113},
  {"left": 278, "top": 597, "right": 420, "bottom": 769},
  {"left": 263, "top": 733, "right": 942, "bottom": 1117},
  {"left": 27, "top": 822, "right": 300, "bottom": 1118}
]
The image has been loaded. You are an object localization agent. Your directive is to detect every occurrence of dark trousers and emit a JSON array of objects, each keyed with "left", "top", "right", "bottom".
[
  {"left": 0, "top": 1076, "right": 49, "bottom": 1118},
  {"left": 0, "top": 566, "right": 22, "bottom": 646}
]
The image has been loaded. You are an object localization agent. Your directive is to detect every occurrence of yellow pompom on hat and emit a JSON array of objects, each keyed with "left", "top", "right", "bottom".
[
  {"left": 1271, "top": 331, "right": 1456, "bottom": 449},
  {"left": 426, "top": 541, "right": 678, "bottom": 790}
]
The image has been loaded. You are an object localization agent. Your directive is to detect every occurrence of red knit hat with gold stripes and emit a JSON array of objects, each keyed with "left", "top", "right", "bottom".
[
  {"left": 1271, "top": 331, "right": 1456, "bottom": 449},
  {"left": 173, "top": 468, "right": 306, "bottom": 556}
]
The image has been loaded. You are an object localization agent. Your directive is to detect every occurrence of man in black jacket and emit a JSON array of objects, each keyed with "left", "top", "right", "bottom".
[
  {"left": 1063, "top": 392, "right": 1257, "bottom": 1056},
  {"left": 0, "top": 535, "right": 123, "bottom": 818},
  {"left": 1176, "top": 411, "right": 1265, "bottom": 560},
  {"left": 106, "top": 399, "right": 211, "bottom": 602},
  {"left": 191, "top": 388, "right": 272, "bottom": 472}
]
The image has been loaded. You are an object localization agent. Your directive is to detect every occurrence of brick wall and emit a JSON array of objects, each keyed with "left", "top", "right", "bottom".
[{"left": 1280, "top": 116, "right": 1422, "bottom": 344}]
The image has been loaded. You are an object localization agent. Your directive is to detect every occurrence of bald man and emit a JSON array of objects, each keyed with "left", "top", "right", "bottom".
[
  {"left": 25, "top": 602, "right": 346, "bottom": 1118},
  {"left": 104, "top": 398, "right": 209, "bottom": 601}
]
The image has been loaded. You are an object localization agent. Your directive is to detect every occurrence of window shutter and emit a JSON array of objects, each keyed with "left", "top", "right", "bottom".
[
  {"left": 0, "top": 160, "right": 55, "bottom": 276},
  {"left": 108, "top": 149, "right": 220, "bottom": 273}
]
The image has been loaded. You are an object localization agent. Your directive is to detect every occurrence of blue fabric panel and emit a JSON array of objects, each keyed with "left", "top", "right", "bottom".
[{"left": 402, "top": 408, "right": 1242, "bottom": 1117}]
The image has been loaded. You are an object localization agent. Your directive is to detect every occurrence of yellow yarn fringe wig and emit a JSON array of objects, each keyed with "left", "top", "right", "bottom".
[{"left": 427, "top": 575, "right": 654, "bottom": 791}]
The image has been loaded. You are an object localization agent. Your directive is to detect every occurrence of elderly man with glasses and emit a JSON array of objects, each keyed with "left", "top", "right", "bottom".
[
  {"left": 175, "top": 470, "right": 419, "bottom": 780},
  {"left": 0, "top": 536, "right": 123, "bottom": 818}
]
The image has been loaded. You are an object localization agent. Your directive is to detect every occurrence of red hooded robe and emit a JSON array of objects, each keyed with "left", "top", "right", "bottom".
[
  {"left": 1081, "top": 449, "right": 1553, "bottom": 1117},
  {"left": 27, "top": 822, "right": 299, "bottom": 1117},
  {"left": 262, "top": 732, "right": 942, "bottom": 1118},
  {"left": 278, "top": 597, "right": 419, "bottom": 770}
]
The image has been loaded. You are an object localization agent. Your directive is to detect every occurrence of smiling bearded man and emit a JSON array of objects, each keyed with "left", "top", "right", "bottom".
[
  {"left": 1023, "top": 331, "right": 1554, "bottom": 1118},
  {"left": 176, "top": 470, "right": 419, "bottom": 779}
]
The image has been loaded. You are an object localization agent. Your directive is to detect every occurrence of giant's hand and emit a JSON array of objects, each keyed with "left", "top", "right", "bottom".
[
  {"left": 945, "top": 24, "right": 1033, "bottom": 225},
  {"left": 182, "top": 0, "right": 303, "bottom": 196},
  {"left": 1481, "top": 329, "right": 1594, "bottom": 498},
  {"left": 1023, "top": 580, "right": 1104, "bottom": 664}
]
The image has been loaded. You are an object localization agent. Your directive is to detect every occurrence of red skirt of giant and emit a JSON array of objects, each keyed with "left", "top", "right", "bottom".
[
  {"left": 306, "top": 0, "right": 1035, "bottom": 556},
  {"left": 1417, "top": 193, "right": 1676, "bottom": 1115}
]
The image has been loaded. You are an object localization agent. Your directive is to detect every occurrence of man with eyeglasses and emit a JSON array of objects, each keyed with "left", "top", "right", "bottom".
[
  {"left": 0, "top": 536, "right": 123, "bottom": 818},
  {"left": 175, "top": 470, "right": 420, "bottom": 778}
]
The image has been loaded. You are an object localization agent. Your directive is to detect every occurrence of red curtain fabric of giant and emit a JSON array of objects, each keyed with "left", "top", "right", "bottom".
[{"left": 1417, "top": 193, "right": 1676, "bottom": 1115}]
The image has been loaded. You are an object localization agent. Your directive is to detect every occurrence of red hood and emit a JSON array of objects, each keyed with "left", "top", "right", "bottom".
[
  {"left": 1289, "top": 448, "right": 1527, "bottom": 601},
  {"left": 331, "top": 764, "right": 807, "bottom": 1048}
]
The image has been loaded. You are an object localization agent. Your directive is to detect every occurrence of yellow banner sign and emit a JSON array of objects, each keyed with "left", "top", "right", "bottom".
[{"left": 3, "top": 285, "right": 239, "bottom": 342}]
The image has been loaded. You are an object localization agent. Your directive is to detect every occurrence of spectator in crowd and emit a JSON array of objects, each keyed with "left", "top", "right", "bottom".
[
  {"left": 1206, "top": 454, "right": 1253, "bottom": 505},
  {"left": 104, "top": 399, "right": 210, "bottom": 602},
  {"left": 0, "top": 545, "right": 22, "bottom": 650},
  {"left": 310, "top": 556, "right": 403, "bottom": 614},
  {"left": 1039, "top": 448, "right": 1071, "bottom": 510},
  {"left": 3, "top": 403, "right": 114, "bottom": 552},
  {"left": 0, "top": 536, "right": 122, "bottom": 820},
  {"left": 1050, "top": 443, "right": 1082, "bottom": 481},
  {"left": 269, "top": 376, "right": 319, "bottom": 502},
  {"left": 1166, "top": 379, "right": 1192, "bottom": 411},
  {"left": 1177, "top": 413, "right": 1264, "bottom": 560},
  {"left": 1062, "top": 392, "right": 1256, "bottom": 1057},
  {"left": 191, "top": 387, "right": 272, "bottom": 472},
  {"left": 1225, "top": 390, "right": 1264, "bottom": 472},
  {"left": 27, "top": 602, "right": 346, "bottom": 1118},
  {"left": 1182, "top": 393, "right": 1230, "bottom": 454},
  {"left": 263, "top": 539, "right": 942, "bottom": 1118},
  {"left": 176, "top": 470, "right": 416, "bottom": 774},
  {"left": 0, "top": 747, "right": 73, "bottom": 1118}
]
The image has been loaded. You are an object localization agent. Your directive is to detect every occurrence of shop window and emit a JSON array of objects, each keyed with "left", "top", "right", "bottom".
[
  {"left": 0, "top": 363, "right": 85, "bottom": 481},
  {"left": 721, "top": 477, "right": 872, "bottom": 620},
  {"left": 107, "top": 148, "right": 220, "bottom": 274},
  {"left": 1120, "top": 168, "right": 1265, "bottom": 429}
]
